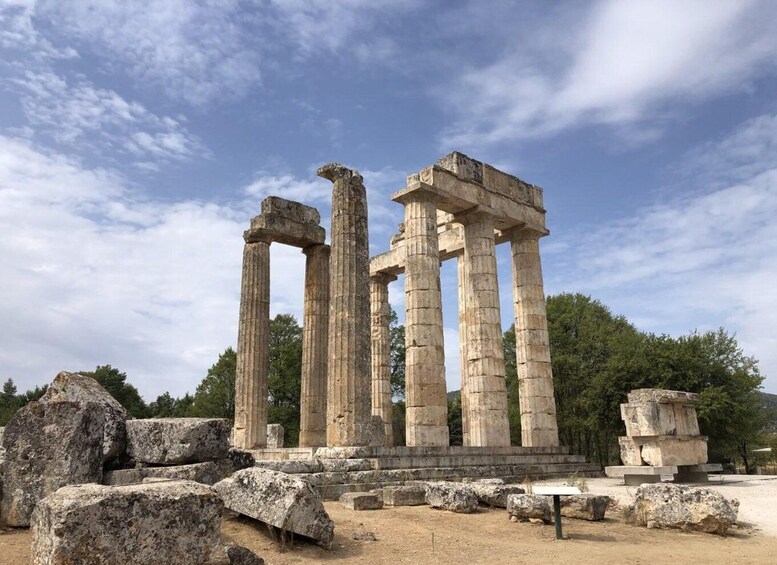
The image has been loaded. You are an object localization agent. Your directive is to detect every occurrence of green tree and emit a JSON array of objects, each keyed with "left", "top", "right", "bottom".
[
  {"left": 0, "top": 378, "right": 20, "bottom": 425},
  {"left": 80, "top": 365, "right": 149, "bottom": 418},
  {"left": 389, "top": 305, "right": 406, "bottom": 399},
  {"left": 188, "top": 348, "right": 237, "bottom": 419},
  {"left": 503, "top": 326, "right": 522, "bottom": 445},
  {"left": 267, "top": 314, "right": 303, "bottom": 447},
  {"left": 149, "top": 392, "right": 177, "bottom": 417},
  {"left": 172, "top": 393, "right": 194, "bottom": 417},
  {"left": 447, "top": 391, "right": 463, "bottom": 446}
]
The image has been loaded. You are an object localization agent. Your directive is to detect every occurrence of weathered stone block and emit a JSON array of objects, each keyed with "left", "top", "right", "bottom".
[
  {"left": 1, "top": 400, "right": 104, "bottom": 527},
  {"left": 260, "top": 196, "right": 320, "bottom": 225},
  {"left": 469, "top": 483, "right": 526, "bottom": 508},
  {"left": 506, "top": 494, "right": 552, "bottom": 523},
  {"left": 558, "top": 494, "right": 610, "bottom": 521},
  {"left": 627, "top": 389, "right": 700, "bottom": 404},
  {"left": 424, "top": 481, "right": 478, "bottom": 513},
  {"left": 41, "top": 371, "right": 127, "bottom": 463},
  {"left": 618, "top": 437, "right": 643, "bottom": 466},
  {"left": 31, "top": 481, "right": 225, "bottom": 564},
  {"left": 340, "top": 492, "right": 383, "bottom": 510},
  {"left": 640, "top": 437, "right": 707, "bottom": 466},
  {"left": 628, "top": 483, "right": 739, "bottom": 535},
  {"left": 103, "top": 462, "right": 222, "bottom": 486},
  {"left": 382, "top": 485, "right": 427, "bottom": 506},
  {"left": 213, "top": 468, "right": 334, "bottom": 547},
  {"left": 266, "top": 424, "right": 284, "bottom": 448},
  {"left": 126, "top": 418, "right": 230, "bottom": 465},
  {"left": 621, "top": 402, "right": 677, "bottom": 437}
]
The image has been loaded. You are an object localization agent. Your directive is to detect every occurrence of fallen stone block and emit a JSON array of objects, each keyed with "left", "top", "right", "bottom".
[
  {"left": 1, "top": 400, "right": 104, "bottom": 527},
  {"left": 382, "top": 485, "right": 426, "bottom": 507},
  {"left": 340, "top": 492, "right": 383, "bottom": 510},
  {"left": 424, "top": 482, "right": 478, "bottom": 513},
  {"left": 214, "top": 468, "right": 334, "bottom": 548},
  {"left": 469, "top": 483, "right": 526, "bottom": 508},
  {"left": 639, "top": 436, "right": 708, "bottom": 467},
  {"left": 558, "top": 494, "right": 610, "bottom": 521},
  {"left": 221, "top": 542, "right": 265, "bottom": 565},
  {"left": 506, "top": 494, "right": 552, "bottom": 524},
  {"left": 41, "top": 371, "right": 128, "bottom": 463},
  {"left": 628, "top": 483, "right": 738, "bottom": 535},
  {"left": 126, "top": 418, "right": 231, "bottom": 465},
  {"left": 266, "top": 424, "right": 284, "bottom": 448},
  {"left": 31, "top": 481, "right": 225, "bottom": 565},
  {"left": 103, "top": 461, "right": 222, "bottom": 486}
]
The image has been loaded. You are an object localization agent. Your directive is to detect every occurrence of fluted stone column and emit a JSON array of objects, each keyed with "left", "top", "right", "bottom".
[
  {"left": 457, "top": 253, "right": 471, "bottom": 446},
  {"left": 299, "top": 244, "right": 330, "bottom": 448},
  {"left": 233, "top": 236, "right": 271, "bottom": 449},
  {"left": 318, "top": 163, "right": 372, "bottom": 447},
  {"left": 401, "top": 194, "right": 449, "bottom": 446},
  {"left": 510, "top": 229, "right": 559, "bottom": 447},
  {"left": 370, "top": 272, "right": 396, "bottom": 447},
  {"left": 460, "top": 211, "right": 510, "bottom": 446}
]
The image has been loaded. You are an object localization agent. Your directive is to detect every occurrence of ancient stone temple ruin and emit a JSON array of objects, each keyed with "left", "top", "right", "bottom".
[{"left": 234, "top": 152, "right": 561, "bottom": 452}]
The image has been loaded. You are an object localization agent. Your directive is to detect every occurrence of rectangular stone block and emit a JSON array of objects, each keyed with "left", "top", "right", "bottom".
[
  {"left": 621, "top": 402, "right": 677, "bottom": 437},
  {"left": 340, "top": 492, "right": 383, "bottom": 510},
  {"left": 640, "top": 437, "right": 708, "bottom": 466},
  {"left": 382, "top": 485, "right": 427, "bottom": 506},
  {"left": 126, "top": 418, "right": 231, "bottom": 465},
  {"left": 626, "top": 389, "right": 700, "bottom": 404},
  {"left": 103, "top": 462, "right": 222, "bottom": 486},
  {"left": 260, "top": 196, "right": 320, "bottom": 225},
  {"left": 618, "top": 437, "right": 643, "bottom": 466}
]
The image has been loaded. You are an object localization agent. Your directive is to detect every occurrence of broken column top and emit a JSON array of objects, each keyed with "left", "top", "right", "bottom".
[
  {"left": 317, "top": 162, "right": 363, "bottom": 183},
  {"left": 627, "top": 389, "right": 701, "bottom": 404},
  {"left": 246, "top": 196, "right": 325, "bottom": 248}
]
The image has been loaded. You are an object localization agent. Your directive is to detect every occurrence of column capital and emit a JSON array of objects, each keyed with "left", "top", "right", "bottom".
[
  {"left": 243, "top": 228, "right": 274, "bottom": 244},
  {"left": 502, "top": 225, "right": 549, "bottom": 241},
  {"left": 453, "top": 205, "right": 498, "bottom": 226},
  {"left": 370, "top": 271, "right": 398, "bottom": 285},
  {"left": 391, "top": 181, "right": 446, "bottom": 206},
  {"left": 302, "top": 243, "right": 330, "bottom": 257}
]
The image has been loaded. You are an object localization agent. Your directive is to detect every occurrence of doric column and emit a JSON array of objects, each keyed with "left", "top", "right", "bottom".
[
  {"left": 299, "top": 244, "right": 330, "bottom": 448},
  {"left": 401, "top": 193, "right": 449, "bottom": 446},
  {"left": 457, "top": 252, "right": 470, "bottom": 446},
  {"left": 318, "top": 163, "right": 372, "bottom": 447},
  {"left": 370, "top": 272, "right": 397, "bottom": 447},
  {"left": 233, "top": 235, "right": 271, "bottom": 449},
  {"left": 510, "top": 228, "right": 559, "bottom": 447},
  {"left": 460, "top": 210, "right": 510, "bottom": 446}
]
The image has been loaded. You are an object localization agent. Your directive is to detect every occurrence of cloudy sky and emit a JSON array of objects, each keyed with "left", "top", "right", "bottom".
[{"left": 1, "top": 0, "right": 776, "bottom": 400}]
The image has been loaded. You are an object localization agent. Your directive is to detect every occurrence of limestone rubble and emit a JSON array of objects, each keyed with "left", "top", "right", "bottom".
[{"left": 126, "top": 418, "right": 230, "bottom": 465}]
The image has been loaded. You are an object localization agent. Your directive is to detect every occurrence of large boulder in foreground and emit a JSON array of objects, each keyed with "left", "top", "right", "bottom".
[
  {"left": 126, "top": 418, "right": 230, "bottom": 465},
  {"left": 628, "top": 483, "right": 739, "bottom": 535},
  {"left": 506, "top": 494, "right": 552, "bottom": 524},
  {"left": 1, "top": 400, "right": 104, "bottom": 527},
  {"left": 41, "top": 371, "right": 127, "bottom": 463},
  {"left": 31, "top": 481, "right": 228, "bottom": 564},
  {"left": 469, "top": 483, "right": 526, "bottom": 508},
  {"left": 424, "top": 482, "right": 478, "bottom": 513},
  {"left": 558, "top": 494, "right": 610, "bottom": 521},
  {"left": 213, "top": 468, "right": 334, "bottom": 548}
]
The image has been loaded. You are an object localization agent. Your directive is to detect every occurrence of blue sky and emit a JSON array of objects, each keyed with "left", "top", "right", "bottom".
[{"left": 1, "top": 0, "right": 776, "bottom": 400}]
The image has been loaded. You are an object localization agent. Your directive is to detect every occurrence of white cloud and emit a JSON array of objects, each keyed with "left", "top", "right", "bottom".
[
  {"left": 546, "top": 113, "right": 777, "bottom": 392},
  {"left": 441, "top": 0, "right": 777, "bottom": 146},
  {"left": 0, "top": 135, "right": 311, "bottom": 399},
  {"left": 10, "top": 70, "right": 207, "bottom": 162}
]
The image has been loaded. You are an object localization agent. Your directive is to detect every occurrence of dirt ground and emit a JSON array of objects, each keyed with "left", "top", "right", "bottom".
[{"left": 3, "top": 477, "right": 777, "bottom": 564}]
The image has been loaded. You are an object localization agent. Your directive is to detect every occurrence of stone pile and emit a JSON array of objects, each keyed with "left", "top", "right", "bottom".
[
  {"left": 627, "top": 483, "right": 739, "bottom": 535},
  {"left": 618, "top": 389, "right": 707, "bottom": 467}
]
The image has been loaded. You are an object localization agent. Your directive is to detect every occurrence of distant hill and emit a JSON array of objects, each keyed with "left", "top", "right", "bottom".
[{"left": 762, "top": 391, "right": 777, "bottom": 432}]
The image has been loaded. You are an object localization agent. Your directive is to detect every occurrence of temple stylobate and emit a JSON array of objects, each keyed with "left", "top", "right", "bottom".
[{"left": 370, "top": 151, "right": 560, "bottom": 448}]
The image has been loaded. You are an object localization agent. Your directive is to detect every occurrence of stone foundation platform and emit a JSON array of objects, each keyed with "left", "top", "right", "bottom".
[
  {"left": 235, "top": 446, "right": 601, "bottom": 500},
  {"left": 605, "top": 463, "right": 723, "bottom": 486}
]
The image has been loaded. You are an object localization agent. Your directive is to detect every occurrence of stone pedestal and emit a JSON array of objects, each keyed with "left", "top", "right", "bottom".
[
  {"left": 460, "top": 211, "right": 510, "bottom": 446},
  {"left": 401, "top": 194, "right": 449, "bottom": 447},
  {"left": 318, "top": 163, "right": 373, "bottom": 447},
  {"left": 370, "top": 273, "right": 396, "bottom": 447},
  {"left": 234, "top": 237, "right": 271, "bottom": 449},
  {"left": 299, "top": 244, "right": 330, "bottom": 448},
  {"left": 510, "top": 229, "right": 559, "bottom": 447}
]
